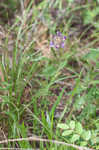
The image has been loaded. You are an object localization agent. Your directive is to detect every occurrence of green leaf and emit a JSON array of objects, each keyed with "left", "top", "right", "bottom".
[
  {"left": 82, "top": 130, "right": 91, "bottom": 141},
  {"left": 91, "top": 136, "right": 99, "bottom": 144},
  {"left": 83, "top": 10, "right": 93, "bottom": 25},
  {"left": 67, "top": 0, "right": 74, "bottom": 3},
  {"left": 18, "top": 122, "right": 31, "bottom": 148},
  {"left": 75, "top": 122, "right": 83, "bottom": 134},
  {"left": 57, "top": 123, "right": 69, "bottom": 130},
  {"left": 69, "top": 120, "right": 75, "bottom": 130},
  {"left": 90, "top": 80, "right": 99, "bottom": 85},
  {"left": 83, "top": 49, "right": 99, "bottom": 62},
  {"left": 95, "top": 123, "right": 99, "bottom": 129},
  {"left": 50, "top": 88, "right": 65, "bottom": 117},
  {"left": 80, "top": 141, "right": 87, "bottom": 146},
  {"left": 62, "top": 130, "right": 73, "bottom": 136},
  {"left": 70, "top": 134, "right": 80, "bottom": 143},
  {"left": 43, "top": 65, "right": 57, "bottom": 78}
]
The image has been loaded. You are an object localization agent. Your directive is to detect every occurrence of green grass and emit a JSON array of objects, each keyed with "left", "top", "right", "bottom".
[{"left": 0, "top": 0, "right": 99, "bottom": 149}]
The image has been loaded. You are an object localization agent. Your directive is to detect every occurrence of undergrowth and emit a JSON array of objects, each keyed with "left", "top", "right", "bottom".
[{"left": 0, "top": 0, "right": 99, "bottom": 149}]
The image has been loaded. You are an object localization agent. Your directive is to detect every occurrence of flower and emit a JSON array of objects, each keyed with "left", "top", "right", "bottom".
[
  {"left": 50, "top": 31, "right": 66, "bottom": 50},
  {"left": 50, "top": 41, "right": 54, "bottom": 47},
  {"left": 61, "top": 42, "right": 65, "bottom": 48},
  {"left": 56, "top": 31, "right": 62, "bottom": 36}
]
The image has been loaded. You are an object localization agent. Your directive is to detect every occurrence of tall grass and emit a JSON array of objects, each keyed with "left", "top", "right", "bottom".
[{"left": 0, "top": 0, "right": 99, "bottom": 149}]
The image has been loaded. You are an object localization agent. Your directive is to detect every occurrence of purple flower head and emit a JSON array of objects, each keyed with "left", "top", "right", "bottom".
[
  {"left": 61, "top": 42, "right": 65, "bottom": 48},
  {"left": 56, "top": 31, "right": 62, "bottom": 37},
  {"left": 63, "top": 36, "right": 66, "bottom": 40},
  {"left": 50, "top": 41, "right": 54, "bottom": 47},
  {"left": 50, "top": 31, "right": 66, "bottom": 50}
]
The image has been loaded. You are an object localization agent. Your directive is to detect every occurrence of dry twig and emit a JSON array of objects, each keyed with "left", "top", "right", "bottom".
[{"left": 0, "top": 136, "right": 95, "bottom": 150}]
